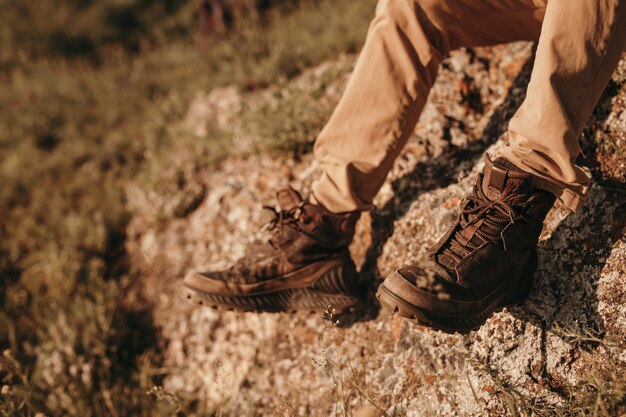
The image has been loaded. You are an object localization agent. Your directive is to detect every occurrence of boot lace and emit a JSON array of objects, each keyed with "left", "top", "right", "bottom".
[
  {"left": 441, "top": 189, "right": 536, "bottom": 267},
  {"left": 260, "top": 202, "right": 307, "bottom": 235},
  {"left": 229, "top": 203, "right": 307, "bottom": 273}
]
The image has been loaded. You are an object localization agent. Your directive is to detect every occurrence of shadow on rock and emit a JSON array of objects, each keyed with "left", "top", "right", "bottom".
[
  {"left": 509, "top": 185, "right": 625, "bottom": 345},
  {"left": 579, "top": 78, "right": 626, "bottom": 191}
]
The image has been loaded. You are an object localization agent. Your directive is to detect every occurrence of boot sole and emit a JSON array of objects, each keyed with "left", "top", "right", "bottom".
[
  {"left": 376, "top": 251, "right": 537, "bottom": 334},
  {"left": 184, "top": 258, "right": 364, "bottom": 314}
]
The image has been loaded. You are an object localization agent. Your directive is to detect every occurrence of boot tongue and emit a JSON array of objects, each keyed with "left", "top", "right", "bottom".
[
  {"left": 276, "top": 187, "right": 303, "bottom": 211},
  {"left": 481, "top": 157, "right": 532, "bottom": 203}
]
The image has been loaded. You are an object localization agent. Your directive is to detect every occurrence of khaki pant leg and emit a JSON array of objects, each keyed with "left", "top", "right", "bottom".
[
  {"left": 311, "top": 0, "right": 547, "bottom": 213},
  {"left": 498, "top": 0, "right": 626, "bottom": 211}
]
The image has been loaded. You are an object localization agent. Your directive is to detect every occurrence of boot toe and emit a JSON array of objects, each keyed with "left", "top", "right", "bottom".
[{"left": 381, "top": 267, "right": 479, "bottom": 315}]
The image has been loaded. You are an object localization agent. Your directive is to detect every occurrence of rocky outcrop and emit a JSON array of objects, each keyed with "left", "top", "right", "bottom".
[{"left": 125, "top": 43, "right": 626, "bottom": 416}]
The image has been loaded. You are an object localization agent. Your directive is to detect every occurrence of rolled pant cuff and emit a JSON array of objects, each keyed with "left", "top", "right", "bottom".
[
  {"left": 533, "top": 177, "right": 587, "bottom": 211},
  {"left": 530, "top": 176, "right": 586, "bottom": 212},
  {"left": 492, "top": 152, "right": 588, "bottom": 212}
]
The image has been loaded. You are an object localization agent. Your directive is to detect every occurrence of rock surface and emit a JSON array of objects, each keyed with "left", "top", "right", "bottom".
[{"left": 125, "top": 44, "right": 626, "bottom": 416}]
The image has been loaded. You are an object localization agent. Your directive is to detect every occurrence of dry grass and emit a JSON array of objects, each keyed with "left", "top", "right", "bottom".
[{"left": 0, "top": 1, "right": 376, "bottom": 415}]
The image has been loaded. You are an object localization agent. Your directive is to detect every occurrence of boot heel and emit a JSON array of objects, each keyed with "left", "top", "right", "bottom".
[{"left": 313, "top": 256, "right": 361, "bottom": 296}]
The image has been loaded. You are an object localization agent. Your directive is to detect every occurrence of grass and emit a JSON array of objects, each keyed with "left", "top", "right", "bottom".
[
  {"left": 0, "top": 1, "right": 376, "bottom": 415},
  {"left": 490, "top": 366, "right": 626, "bottom": 417},
  {"left": 241, "top": 56, "right": 354, "bottom": 157}
]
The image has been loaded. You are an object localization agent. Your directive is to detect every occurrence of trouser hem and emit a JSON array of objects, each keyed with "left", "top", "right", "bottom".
[{"left": 492, "top": 152, "right": 587, "bottom": 212}]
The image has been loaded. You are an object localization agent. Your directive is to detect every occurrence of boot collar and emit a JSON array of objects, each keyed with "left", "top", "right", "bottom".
[{"left": 481, "top": 154, "right": 533, "bottom": 202}]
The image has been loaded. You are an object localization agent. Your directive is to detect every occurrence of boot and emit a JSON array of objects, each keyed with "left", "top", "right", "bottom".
[
  {"left": 377, "top": 155, "right": 556, "bottom": 333},
  {"left": 184, "top": 187, "right": 363, "bottom": 312}
]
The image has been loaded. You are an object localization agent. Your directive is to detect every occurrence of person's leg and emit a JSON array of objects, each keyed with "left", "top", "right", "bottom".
[
  {"left": 499, "top": 0, "right": 626, "bottom": 211},
  {"left": 311, "top": 0, "right": 547, "bottom": 213},
  {"left": 377, "top": 0, "right": 626, "bottom": 333}
]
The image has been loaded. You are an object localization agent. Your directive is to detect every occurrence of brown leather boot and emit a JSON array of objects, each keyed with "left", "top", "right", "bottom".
[
  {"left": 376, "top": 155, "right": 556, "bottom": 333},
  {"left": 184, "top": 187, "right": 363, "bottom": 313}
]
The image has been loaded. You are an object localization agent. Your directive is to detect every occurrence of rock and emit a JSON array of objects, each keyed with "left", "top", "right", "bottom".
[{"left": 125, "top": 44, "right": 626, "bottom": 416}]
